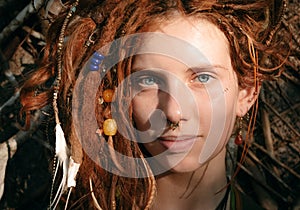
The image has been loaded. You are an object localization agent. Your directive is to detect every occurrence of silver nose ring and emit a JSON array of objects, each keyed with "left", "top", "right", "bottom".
[{"left": 168, "top": 120, "right": 179, "bottom": 130}]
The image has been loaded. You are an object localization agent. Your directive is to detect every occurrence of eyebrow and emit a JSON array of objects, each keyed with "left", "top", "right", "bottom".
[
  {"left": 188, "top": 64, "right": 229, "bottom": 72},
  {"left": 131, "top": 67, "right": 162, "bottom": 73},
  {"left": 131, "top": 64, "right": 229, "bottom": 73}
]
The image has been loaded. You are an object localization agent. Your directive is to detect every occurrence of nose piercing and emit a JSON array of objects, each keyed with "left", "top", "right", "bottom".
[{"left": 167, "top": 120, "right": 180, "bottom": 130}]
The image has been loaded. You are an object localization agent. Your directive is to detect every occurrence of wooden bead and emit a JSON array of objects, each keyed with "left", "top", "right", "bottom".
[
  {"left": 103, "top": 89, "right": 114, "bottom": 102},
  {"left": 103, "top": 119, "right": 117, "bottom": 136}
]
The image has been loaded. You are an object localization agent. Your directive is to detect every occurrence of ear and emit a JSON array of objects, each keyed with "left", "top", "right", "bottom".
[{"left": 236, "top": 86, "right": 260, "bottom": 117}]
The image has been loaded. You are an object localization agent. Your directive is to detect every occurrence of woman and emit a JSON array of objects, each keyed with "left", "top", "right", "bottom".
[{"left": 20, "top": 0, "right": 287, "bottom": 209}]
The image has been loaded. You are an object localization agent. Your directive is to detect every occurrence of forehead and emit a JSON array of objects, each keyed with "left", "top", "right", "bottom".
[{"left": 134, "top": 16, "right": 232, "bottom": 70}]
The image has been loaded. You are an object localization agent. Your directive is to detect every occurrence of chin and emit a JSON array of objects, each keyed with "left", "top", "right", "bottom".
[{"left": 168, "top": 156, "right": 204, "bottom": 173}]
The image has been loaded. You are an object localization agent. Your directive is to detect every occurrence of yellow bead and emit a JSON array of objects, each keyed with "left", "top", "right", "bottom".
[
  {"left": 103, "top": 119, "right": 117, "bottom": 136},
  {"left": 102, "top": 89, "right": 114, "bottom": 102}
]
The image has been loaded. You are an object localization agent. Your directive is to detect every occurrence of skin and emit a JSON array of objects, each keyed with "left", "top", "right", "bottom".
[{"left": 131, "top": 15, "right": 256, "bottom": 210}]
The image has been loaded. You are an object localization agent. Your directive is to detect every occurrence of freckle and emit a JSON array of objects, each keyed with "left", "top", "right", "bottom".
[{"left": 223, "top": 87, "right": 229, "bottom": 93}]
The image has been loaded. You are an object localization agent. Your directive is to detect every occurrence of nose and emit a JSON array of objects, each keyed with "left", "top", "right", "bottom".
[
  {"left": 158, "top": 78, "right": 191, "bottom": 125},
  {"left": 159, "top": 91, "right": 182, "bottom": 124}
]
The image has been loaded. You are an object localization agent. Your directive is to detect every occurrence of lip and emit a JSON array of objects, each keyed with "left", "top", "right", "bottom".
[{"left": 158, "top": 135, "right": 199, "bottom": 153}]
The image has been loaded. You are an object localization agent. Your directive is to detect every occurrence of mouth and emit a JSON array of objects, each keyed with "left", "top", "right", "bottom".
[{"left": 158, "top": 136, "right": 200, "bottom": 153}]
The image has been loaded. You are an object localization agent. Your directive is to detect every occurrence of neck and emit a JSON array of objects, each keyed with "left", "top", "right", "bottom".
[{"left": 151, "top": 149, "right": 228, "bottom": 210}]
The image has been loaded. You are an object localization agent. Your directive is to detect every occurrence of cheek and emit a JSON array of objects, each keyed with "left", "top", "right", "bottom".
[
  {"left": 223, "top": 77, "right": 239, "bottom": 132},
  {"left": 215, "top": 73, "right": 239, "bottom": 137},
  {"left": 132, "top": 95, "right": 155, "bottom": 131},
  {"left": 195, "top": 95, "right": 212, "bottom": 131},
  {"left": 197, "top": 82, "right": 239, "bottom": 163},
  {"left": 132, "top": 97, "right": 146, "bottom": 130}
]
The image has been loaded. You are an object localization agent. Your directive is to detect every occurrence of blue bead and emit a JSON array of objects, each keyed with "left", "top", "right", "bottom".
[
  {"left": 71, "top": 6, "right": 76, "bottom": 13},
  {"left": 91, "top": 57, "right": 101, "bottom": 65},
  {"left": 93, "top": 52, "right": 104, "bottom": 60},
  {"left": 90, "top": 64, "right": 99, "bottom": 71}
]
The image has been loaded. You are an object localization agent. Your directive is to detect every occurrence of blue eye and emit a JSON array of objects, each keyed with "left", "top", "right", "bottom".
[
  {"left": 196, "top": 74, "right": 211, "bottom": 83},
  {"left": 134, "top": 75, "right": 161, "bottom": 89},
  {"left": 141, "top": 77, "right": 156, "bottom": 86},
  {"left": 131, "top": 70, "right": 163, "bottom": 91}
]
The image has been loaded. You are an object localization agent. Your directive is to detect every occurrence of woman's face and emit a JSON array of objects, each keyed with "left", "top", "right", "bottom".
[{"left": 130, "top": 16, "right": 248, "bottom": 173}]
